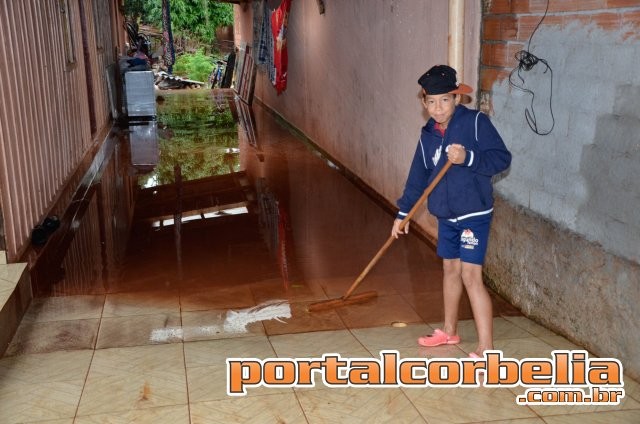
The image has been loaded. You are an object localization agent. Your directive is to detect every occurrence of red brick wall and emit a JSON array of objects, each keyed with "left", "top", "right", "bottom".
[{"left": 479, "top": 0, "right": 640, "bottom": 113}]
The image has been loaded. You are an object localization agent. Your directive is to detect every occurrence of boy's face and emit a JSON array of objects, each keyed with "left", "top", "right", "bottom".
[{"left": 421, "top": 91, "right": 459, "bottom": 129}]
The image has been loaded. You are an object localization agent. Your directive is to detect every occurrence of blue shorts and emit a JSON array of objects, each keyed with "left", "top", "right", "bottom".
[{"left": 437, "top": 213, "right": 493, "bottom": 265}]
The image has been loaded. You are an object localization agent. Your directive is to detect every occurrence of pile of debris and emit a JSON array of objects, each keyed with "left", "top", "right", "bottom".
[{"left": 155, "top": 71, "right": 204, "bottom": 90}]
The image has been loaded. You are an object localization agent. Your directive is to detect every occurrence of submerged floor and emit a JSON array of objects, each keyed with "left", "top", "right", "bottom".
[{"left": 1, "top": 91, "right": 639, "bottom": 423}]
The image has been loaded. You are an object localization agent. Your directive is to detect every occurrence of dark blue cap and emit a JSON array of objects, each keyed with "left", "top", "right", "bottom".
[{"left": 418, "top": 65, "right": 473, "bottom": 95}]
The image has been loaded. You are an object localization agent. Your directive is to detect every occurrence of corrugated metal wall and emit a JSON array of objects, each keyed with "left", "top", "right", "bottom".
[
  {"left": 60, "top": 194, "right": 103, "bottom": 294},
  {"left": 57, "top": 151, "right": 134, "bottom": 295},
  {"left": 0, "top": 0, "right": 117, "bottom": 262},
  {"left": 85, "top": 0, "right": 116, "bottom": 133}
]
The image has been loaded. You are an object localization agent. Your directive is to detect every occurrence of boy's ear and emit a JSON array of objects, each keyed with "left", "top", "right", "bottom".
[{"left": 454, "top": 94, "right": 461, "bottom": 105}]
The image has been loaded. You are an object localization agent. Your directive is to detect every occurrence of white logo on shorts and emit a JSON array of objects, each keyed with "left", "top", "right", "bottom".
[{"left": 461, "top": 229, "right": 479, "bottom": 247}]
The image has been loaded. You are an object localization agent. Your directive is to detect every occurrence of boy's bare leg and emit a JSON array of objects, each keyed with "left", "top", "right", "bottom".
[
  {"left": 442, "top": 258, "right": 463, "bottom": 337},
  {"left": 461, "top": 262, "right": 494, "bottom": 354}
]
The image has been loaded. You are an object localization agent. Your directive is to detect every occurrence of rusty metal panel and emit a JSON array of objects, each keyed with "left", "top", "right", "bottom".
[
  {"left": 59, "top": 195, "right": 103, "bottom": 294},
  {"left": 90, "top": 0, "right": 116, "bottom": 130},
  {"left": 0, "top": 0, "right": 117, "bottom": 262},
  {"left": 80, "top": 0, "right": 115, "bottom": 134}
]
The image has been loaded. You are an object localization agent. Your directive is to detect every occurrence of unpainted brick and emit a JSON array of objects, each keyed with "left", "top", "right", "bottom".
[
  {"left": 487, "top": 0, "right": 512, "bottom": 14},
  {"left": 607, "top": 0, "right": 640, "bottom": 7},
  {"left": 483, "top": 16, "right": 518, "bottom": 41},
  {"left": 483, "top": 16, "right": 504, "bottom": 40},
  {"left": 480, "top": 67, "right": 511, "bottom": 91},
  {"left": 482, "top": 42, "right": 526, "bottom": 67},
  {"left": 591, "top": 12, "right": 622, "bottom": 30},
  {"left": 621, "top": 9, "right": 640, "bottom": 26},
  {"left": 548, "top": 0, "right": 607, "bottom": 13},
  {"left": 511, "top": 0, "right": 532, "bottom": 13},
  {"left": 517, "top": 14, "right": 563, "bottom": 41}
]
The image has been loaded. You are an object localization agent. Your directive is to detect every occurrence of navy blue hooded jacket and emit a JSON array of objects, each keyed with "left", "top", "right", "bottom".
[{"left": 396, "top": 105, "right": 511, "bottom": 221}]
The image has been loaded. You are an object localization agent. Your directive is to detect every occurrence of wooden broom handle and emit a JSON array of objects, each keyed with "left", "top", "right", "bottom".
[{"left": 343, "top": 160, "right": 453, "bottom": 299}]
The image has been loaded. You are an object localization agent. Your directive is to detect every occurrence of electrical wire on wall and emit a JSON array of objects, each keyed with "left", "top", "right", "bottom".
[{"left": 508, "top": 0, "right": 555, "bottom": 135}]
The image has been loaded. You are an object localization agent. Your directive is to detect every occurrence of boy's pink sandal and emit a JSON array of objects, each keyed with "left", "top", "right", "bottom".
[{"left": 417, "top": 329, "right": 461, "bottom": 347}]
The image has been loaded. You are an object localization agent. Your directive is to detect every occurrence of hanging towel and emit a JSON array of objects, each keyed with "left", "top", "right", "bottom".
[{"left": 271, "top": 0, "right": 291, "bottom": 94}]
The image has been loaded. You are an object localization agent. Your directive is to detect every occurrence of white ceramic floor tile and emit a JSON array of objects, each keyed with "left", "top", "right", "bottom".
[
  {"left": 186, "top": 364, "right": 292, "bottom": 402},
  {"left": 96, "top": 313, "right": 182, "bottom": 348},
  {"left": 403, "top": 386, "right": 537, "bottom": 423},
  {"left": 75, "top": 404, "right": 190, "bottom": 424},
  {"left": 351, "top": 323, "right": 435, "bottom": 352},
  {"left": 5, "top": 319, "right": 99, "bottom": 356},
  {"left": 77, "top": 344, "right": 187, "bottom": 416},
  {"left": 521, "top": 391, "right": 640, "bottom": 417},
  {"left": 0, "top": 349, "right": 93, "bottom": 384},
  {"left": 394, "top": 344, "right": 468, "bottom": 360},
  {"left": 429, "top": 317, "right": 535, "bottom": 344},
  {"left": 502, "top": 315, "right": 559, "bottom": 338},
  {"left": 458, "top": 337, "right": 560, "bottom": 359},
  {"left": 184, "top": 336, "right": 275, "bottom": 368},
  {"left": 538, "top": 334, "right": 585, "bottom": 351},
  {"left": 296, "top": 387, "right": 426, "bottom": 423},
  {"left": 0, "top": 263, "right": 27, "bottom": 285},
  {"left": 21, "top": 295, "right": 105, "bottom": 323},
  {"left": 269, "top": 329, "right": 369, "bottom": 358},
  {"left": 0, "top": 287, "right": 13, "bottom": 306},
  {"left": 189, "top": 393, "right": 307, "bottom": 424},
  {"left": 623, "top": 374, "right": 640, "bottom": 402},
  {"left": 0, "top": 380, "right": 84, "bottom": 423},
  {"left": 541, "top": 410, "right": 640, "bottom": 424},
  {"left": 468, "top": 419, "right": 545, "bottom": 424}
]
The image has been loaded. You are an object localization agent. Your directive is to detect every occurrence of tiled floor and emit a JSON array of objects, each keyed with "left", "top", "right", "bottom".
[
  {"left": 2, "top": 302, "right": 639, "bottom": 423},
  {"left": 1, "top": 94, "right": 638, "bottom": 423}
]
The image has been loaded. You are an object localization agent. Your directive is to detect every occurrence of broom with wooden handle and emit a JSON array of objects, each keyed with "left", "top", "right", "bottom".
[{"left": 308, "top": 160, "right": 453, "bottom": 312}]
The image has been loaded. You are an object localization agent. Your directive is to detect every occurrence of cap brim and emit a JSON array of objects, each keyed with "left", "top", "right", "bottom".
[{"left": 448, "top": 83, "right": 473, "bottom": 94}]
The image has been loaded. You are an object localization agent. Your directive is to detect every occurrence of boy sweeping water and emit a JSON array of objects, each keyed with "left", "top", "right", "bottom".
[{"left": 391, "top": 65, "right": 511, "bottom": 357}]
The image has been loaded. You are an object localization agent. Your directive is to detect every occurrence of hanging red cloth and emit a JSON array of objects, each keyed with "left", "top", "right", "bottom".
[{"left": 271, "top": 0, "right": 292, "bottom": 94}]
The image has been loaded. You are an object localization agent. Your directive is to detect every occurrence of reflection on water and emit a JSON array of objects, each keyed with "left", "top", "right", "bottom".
[
  {"left": 28, "top": 89, "right": 519, "bottom": 346},
  {"left": 46, "top": 90, "right": 437, "bottom": 298},
  {"left": 142, "top": 90, "right": 239, "bottom": 188}
]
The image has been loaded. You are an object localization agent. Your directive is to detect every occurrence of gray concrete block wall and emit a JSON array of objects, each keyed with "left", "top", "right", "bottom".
[
  {"left": 485, "top": 22, "right": 640, "bottom": 378},
  {"left": 491, "top": 24, "right": 640, "bottom": 263},
  {"left": 486, "top": 197, "right": 640, "bottom": 380}
]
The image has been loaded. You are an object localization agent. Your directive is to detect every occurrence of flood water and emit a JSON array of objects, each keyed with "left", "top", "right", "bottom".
[
  {"left": 1, "top": 90, "right": 612, "bottom": 424},
  {"left": 23, "top": 89, "right": 519, "bottom": 345}
]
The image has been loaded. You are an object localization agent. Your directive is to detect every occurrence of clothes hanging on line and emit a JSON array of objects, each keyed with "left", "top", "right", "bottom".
[
  {"left": 252, "top": 0, "right": 264, "bottom": 64},
  {"left": 270, "top": 0, "right": 291, "bottom": 94}
]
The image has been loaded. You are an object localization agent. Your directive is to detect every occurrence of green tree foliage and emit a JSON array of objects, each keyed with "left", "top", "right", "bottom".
[
  {"left": 124, "top": 0, "right": 234, "bottom": 45},
  {"left": 173, "top": 49, "right": 215, "bottom": 82},
  {"left": 123, "top": 0, "right": 147, "bottom": 21}
]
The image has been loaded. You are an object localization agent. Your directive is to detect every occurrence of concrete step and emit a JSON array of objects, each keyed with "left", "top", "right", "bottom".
[{"left": 0, "top": 251, "right": 32, "bottom": 356}]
